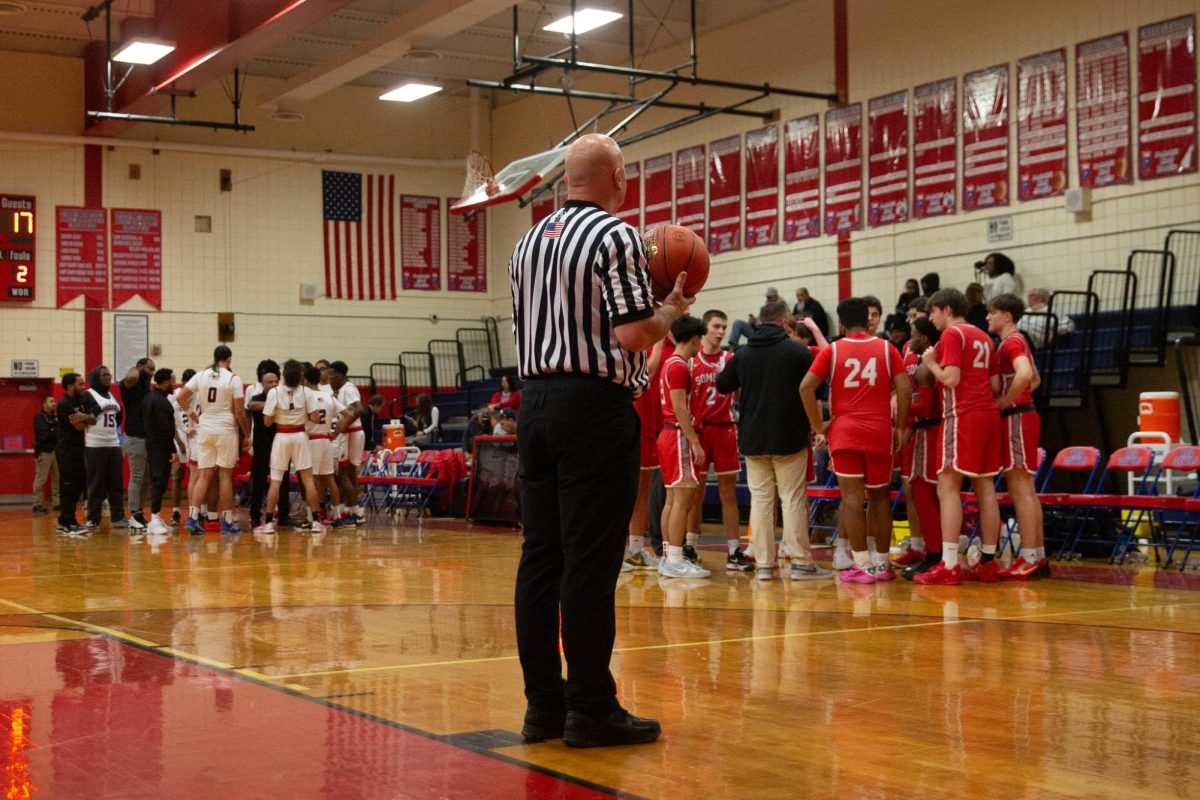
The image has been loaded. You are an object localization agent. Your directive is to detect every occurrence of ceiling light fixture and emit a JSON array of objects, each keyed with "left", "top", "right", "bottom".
[
  {"left": 543, "top": 8, "right": 622, "bottom": 35},
  {"left": 112, "top": 38, "right": 176, "bottom": 65},
  {"left": 379, "top": 82, "right": 442, "bottom": 102}
]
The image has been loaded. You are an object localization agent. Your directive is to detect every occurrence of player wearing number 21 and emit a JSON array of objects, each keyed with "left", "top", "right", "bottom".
[{"left": 802, "top": 298, "right": 911, "bottom": 583}]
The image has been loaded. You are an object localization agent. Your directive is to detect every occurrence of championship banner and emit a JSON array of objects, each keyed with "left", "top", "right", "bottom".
[
  {"left": 744, "top": 124, "right": 779, "bottom": 248},
  {"left": 824, "top": 103, "right": 863, "bottom": 235},
  {"left": 707, "top": 135, "right": 741, "bottom": 254},
  {"left": 643, "top": 154, "right": 673, "bottom": 226},
  {"left": 674, "top": 145, "right": 706, "bottom": 240},
  {"left": 1076, "top": 33, "right": 1132, "bottom": 188},
  {"left": 1017, "top": 49, "right": 1069, "bottom": 200},
  {"left": 1137, "top": 15, "right": 1197, "bottom": 179},
  {"left": 867, "top": 91, "right": 910, "bottom": 226},
  {"left": 401, "top": 195, "right": 440, "bottom": 291},
  {"left": 616, "top": 162, "right": 641, "bottom": 229},
  {"left": 531, "top": 192, "right": 555, "bottom": 225},
  {"left": 913, "top": 78, "right": 958, "bottom": 218},
  {"left": 783, "top": 115, "right": 821, "bottom": 241},
  {"left": 109, "top": 208, "right": 161, "bottom": 309},
  {"left": 56, "top": 206, "right": 108, "bottom": 308},
  {"left": 962, "top": 64, "right": 1011, "bottom": 210},
  {"left": 447, "top": 200, "right": 485, "bottom": 292}
]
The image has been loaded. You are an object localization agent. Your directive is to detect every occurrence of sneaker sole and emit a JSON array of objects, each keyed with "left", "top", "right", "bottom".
[{"left": 791, "top": 571, "right": 833, "bottom": 581}]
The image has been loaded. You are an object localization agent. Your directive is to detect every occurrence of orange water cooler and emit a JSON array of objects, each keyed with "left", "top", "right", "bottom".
[{"left": 1138, "top": 392, "right": 1181, "bottom": 442}]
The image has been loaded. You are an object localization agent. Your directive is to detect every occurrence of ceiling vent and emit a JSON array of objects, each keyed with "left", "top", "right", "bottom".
[
  {"left": 269, "top": 107, "right": 304, "bottom": 122},
  {"left": 403, "top": 49, "right": 440, "bottom": 61}
]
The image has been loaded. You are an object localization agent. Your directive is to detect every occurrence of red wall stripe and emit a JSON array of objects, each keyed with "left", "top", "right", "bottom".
[
  {"left": 83, "top": 144, "right": 103, "bottom": 371},
  {"left": 833, "top": 0, "right": 852, "bottom": 301}
]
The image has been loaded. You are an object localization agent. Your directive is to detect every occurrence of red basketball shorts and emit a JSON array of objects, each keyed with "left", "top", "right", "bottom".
[
  {"left": 911, "top": 424, "right": 940, "bottom": 483},
  {"left": 936, "top": 408, "right": 1002, "bottom": 477},
  {"left": 695, "top": 424, "right": 740, "bottom": 474},
  {"left": 1002, "top": 409, "right": 1040, "bottom": 474},
  {"left": 636, "top": 397, "right": 660, "bottom": 470},
  {"left": 657, "top": 426, "right": 699, "bottom": 488},
  {"left": 898, "top": 437, "right": 915, "bottom": 480},
  {"left": 829, "top": 449, "right": 892, "bottom": 488}
]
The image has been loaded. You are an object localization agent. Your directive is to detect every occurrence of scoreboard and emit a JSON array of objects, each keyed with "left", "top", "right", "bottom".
[{"left": 1, "top": 194, "right": 35, "bottom": 302}]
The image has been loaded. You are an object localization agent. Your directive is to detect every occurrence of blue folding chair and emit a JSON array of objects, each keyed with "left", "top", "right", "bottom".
[{"left": 1038, "top": 446, "right": 1104, "bottom": 560}]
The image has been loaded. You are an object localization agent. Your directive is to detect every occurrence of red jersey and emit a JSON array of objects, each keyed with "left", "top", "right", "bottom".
[
  {"left": 997, "top": 331, "right": 1036, "bottom": 406},
  {"left": 810, "top": 333, "right": 904, "bottom": 452},
  {"left": 903, "top": 349, "right": 921, "bottom": 425},
  {"left": 935, "top": 323, "right": 998, "bottom": 418},
  {"left": 659, "top": 354, "right": 692, "bottom": 427},
  {"left": 689, "top": 350, "right": 734, "bottom": 423}
]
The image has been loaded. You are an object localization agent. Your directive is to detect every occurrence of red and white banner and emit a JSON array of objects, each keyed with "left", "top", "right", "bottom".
[
  {"left": 447, "top": 201, "right": 485, "bottom": 292},
  {"left": 109, "top": 208, "right": 161, "bottom": 309},
  {"left": 1137, "top": 15, "right": 1197, "bottom": 179},
  {"left": 867, "top": 91, "right": 909, "bottom": 226},
  {"left": 824, "top": 104, "right": 863, "bottom": 235},
  {"left": 962, "top": 64, "right": 1011, "bottom": 210},
  {"left": 708, "top": 136, "right": 741, "bottom": 254},
  {"left": 56, "top": 206, "right": 107, "bottom": 308},
  {"left": 1017, "top": 49, "right": 1069, "bottom": 200},
  {"left": 401, "top": 195, "right": 440, "bottom": 291},
  {"left": 912, "top": 78, "right": 957, "bottom": 218},
  {"left": 783, "top": 115, "right": 821, "bottom": 241},
  {"left": 744, "top": 124, "right": 779, "bottom": 248},
  {"left": 531, "top": 191, "right": 555, "bottom": 226},
  {"left": 643, "top": 154, "right": 673, "bottom": 227},
  {"left": 675, "top": 145, "right": 706, "bottom": 239},
  {"left": 616, "top": 162, "right": 641, "bottom": 229},
  {"left": 1076, "top": 33, "right": 1132, "bottom": 188}
]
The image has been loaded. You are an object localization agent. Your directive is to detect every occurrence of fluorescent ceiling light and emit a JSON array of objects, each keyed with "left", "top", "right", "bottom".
[
  {"left": 112, "top": 39, "right": 175, "bottom": 65},
  {"left": 379, "top": 82, "right": 443, "bottom": 102},
  {"left": 543, "top": 8, "right": 622, "bottom": 34}
]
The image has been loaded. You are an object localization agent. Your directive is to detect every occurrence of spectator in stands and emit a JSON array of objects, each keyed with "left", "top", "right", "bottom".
[
  {"left": 907, "top": 296, "right": 929, "bottom": 324},
  {"left": 463, "top": 406, "right": 492, "bottom": 459},
  {"left": 408, "top": 394, "right": 440, "bottom": 447},
  {"left": 896, "top": 278, "right": 920, "bottom": 312},
  {"left": 765, "top": 286, "right": 781, "bottom": 304},
  {"left": 982, "top": 251, "right": 1024, "bottom": 301},
  {"left": 965, "top": 283, "right": 988, "bottom": 331},
  {"left": 362, "top": 395, "right": 387, "bottom": 451},
  {"left": 885, "top": 314, "right": 910, "bottom": 350},
  {"left": 920, "top": 272, "right": 940, "bottom": 297},
  {"left": 863, "top": 296, "right": 884, "bottom": 335},
  {"left": 496, "top": 407, "right": 518, "bottom": 435},
  {"left": 1018, "top": 287, "right": 1073, "bottom": 348},
  {"left": 727, "top": 313, "right": 759, "bottom": 349},
  {"left": 489, "top": 375, "right": 521, "bottom": 414},
  {"left": 793, "top": 287, "right": 830, "bottom": 335},
  {"left": 31, "top": 395, "right": 59, "bottom": 513}
]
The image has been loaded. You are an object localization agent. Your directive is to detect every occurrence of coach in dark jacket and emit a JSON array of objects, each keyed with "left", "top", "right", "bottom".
[
  {"left": 716, "top": 300, "right": 828, "bottom": 579},
  {"left": 142, "top": 368, "right": 180, "bottom": 532}
]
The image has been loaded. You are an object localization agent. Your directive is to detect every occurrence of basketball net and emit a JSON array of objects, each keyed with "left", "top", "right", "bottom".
[{"left": 460, "top": 150, "right": 500, "bottom": 203}]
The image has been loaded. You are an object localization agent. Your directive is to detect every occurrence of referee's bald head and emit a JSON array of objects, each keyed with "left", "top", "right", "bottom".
[{"left": 565, "top": 133, "right": 626, "bottom": 214}]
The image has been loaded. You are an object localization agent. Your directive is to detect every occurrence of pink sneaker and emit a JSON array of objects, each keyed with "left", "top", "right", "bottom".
[
  {"left": 839, "top": 564, "right": 877, "bottom": 584},
  {"left": 871, "top": 565, "right": 895, "bottom": 581}
]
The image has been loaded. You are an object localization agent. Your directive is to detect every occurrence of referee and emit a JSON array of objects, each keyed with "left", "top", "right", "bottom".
[{"left": 510, "top": 133, "right": 692, "bottom": 748}]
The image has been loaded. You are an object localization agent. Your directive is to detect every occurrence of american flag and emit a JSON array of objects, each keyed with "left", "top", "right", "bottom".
[
  {"left": 542, "top": 219, "right": 564, "bottom": 239},
  {"left": 323, "top": 170, "right": 396, "bottom": 300}
]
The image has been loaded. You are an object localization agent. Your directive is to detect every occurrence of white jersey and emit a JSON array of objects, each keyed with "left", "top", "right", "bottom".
[
  {"left": 84, "top": 388, "right": 121, "bottom": 448},
  {"left": 264, "top": 385, "right": 315, "bottom": 428},
  {"left": 334, "top": 382, "right": 362, "bottom": 430},
  {"left": 307, "top": 392, "right": 345, "bottom": 436},
  {"left": 244, "top": 381, "right": 262, "bottom": 410},
  {"left": 318, "top": 383, "right": 334, "bottom": 396},
  {"left": 186, "top": 367, "right": 244, "bottom": 435},
  {"left": 170, "top": 387, "right": 193, "bottom": 437}
]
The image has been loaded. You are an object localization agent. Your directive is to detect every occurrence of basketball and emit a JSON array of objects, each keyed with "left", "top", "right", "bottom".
[{"left": 643, "top": 223, "right": 710, "bottom": 300}]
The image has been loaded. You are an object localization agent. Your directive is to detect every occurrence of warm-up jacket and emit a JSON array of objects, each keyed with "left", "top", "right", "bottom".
[{"left": 715, "top": 322, "right": 814, "bottom": 456}]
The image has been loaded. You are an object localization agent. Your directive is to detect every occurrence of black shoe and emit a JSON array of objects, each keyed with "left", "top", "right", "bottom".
[
  {"left": 32, "top": 504, "right": 47, "bottom": 514},
  {"left": 682, "top": 545, "right": 699, "bottom": 565},
  {"left": 133, "top": 513, "right": 149, "bottom": 527},
  {"left": 276, "top": 517, "right": 296, "bottom": 529},
  {"left": 520, "top": 706, "right": 566, "bottom": 743},
  {"left": 726, "top": 549, "right": 754, "bottom": 571},
  {"left": 902, "top": 551, "right": 941, "bottom": 581},
  {"left": 51, "top": 504, "right": 61, "bottom": 511},
  {"left": 564, "top": 707, "right": 661, "bottom": 748}
]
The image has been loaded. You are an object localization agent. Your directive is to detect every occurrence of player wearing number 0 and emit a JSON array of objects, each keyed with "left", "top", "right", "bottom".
[
  {"left": 915, "top": 289, "right": 1004, "bottom": 585},
  {"left": 987, "top": 294, "right": 1047, "bottom": 580},
  {"left": 687, "top": 310, "right": 753, "bottom": 571},
  {"left": 254, "top": 360, "right": 324, "bottom": 533},
  {"left": 802, "top": 298, "right": 911, "bottom": 583},
  {"left": 656, "top": 315, "right": 711, "bottom": 579}
]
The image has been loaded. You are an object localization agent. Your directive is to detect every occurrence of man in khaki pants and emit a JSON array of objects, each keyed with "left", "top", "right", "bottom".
[
  {"left": 32, "top": 396, "right": 59, "bottom": 512},
  {"left": 716, "top": 300, "right": 832, "bottom": 581}
]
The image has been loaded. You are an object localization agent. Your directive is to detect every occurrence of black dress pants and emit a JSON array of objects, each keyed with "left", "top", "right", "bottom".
[
  {"left": 146, "top": 439, "right": 174, "bottom": 515},
  {"left": 515, "top": 377, "right": 640, "bottom": 716},
  {"left": 85, "top": 446, "right": 124, "bottom": 523},
  {"left": 57, "top": 447, "right": 86, "bottom": 527}
]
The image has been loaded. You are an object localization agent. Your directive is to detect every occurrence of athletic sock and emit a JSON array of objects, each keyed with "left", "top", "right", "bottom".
[
  {"left": 942, "top": 541, "right": 959, "bottom": 569},
  {"left": 1022, "top": 548, "right": 1039, "bottom": 564},
  {"left": 981, "top": 543, "right": 997, "bottom": 564},
  {"left": 727, "top": 538, "right": 740, "bottom": 555},
  {"left": 665, "top": 544, "right": 684, "bottom": 564},
  {"left": 1035, "top": 546, "right": 1045, "bottom": 561},
  {"left": 685, "top": 532, "right": 700, "bottom": 548},
  {"left": 355, "top": 505, "right": 365, "bottom": 517},
  {"left": 189, "top": 506, "right": 199, "bottom": 520},
  {"left": 910, "top": 535, "right": 925, "bottom": 551},
  {"left": 870, "top": 551, "right": 890, "bottom": 569},
  {"left": 305, "top": 507, "right": 314, "bottom": 522},
  {"left": 221, "top": 510, "right": 233, "bottom": 523},
  {"left": 333, "top": 504, "right": 344, "bottom": 519},
  {"left": 852, "top": 550, "right": 870, "bottom": 569},
  {"left": 629, "top": 535, "right": 645, "bottom": 556},
  {"left": 835, "top": 538, "right": 850, "bottom": 554}
]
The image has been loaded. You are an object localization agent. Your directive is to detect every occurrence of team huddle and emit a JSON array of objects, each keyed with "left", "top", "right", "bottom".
[{"left": 625, "top": 288, "right": 1045, "bottom": 586}]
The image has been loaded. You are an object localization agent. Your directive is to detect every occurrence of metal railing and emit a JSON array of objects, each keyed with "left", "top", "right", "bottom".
[
  {"left": 1164, "top": 230, "right": 1200, "bottom": 337},
  {"left": 1045, "top": 290, "right": 1098, "bottom": 409},
  {"left": 1086, "top": 269, "right": 1134, "bottom": 386},
  {"left": 427, "top": 339, "right": 466, "bottom": 394}
]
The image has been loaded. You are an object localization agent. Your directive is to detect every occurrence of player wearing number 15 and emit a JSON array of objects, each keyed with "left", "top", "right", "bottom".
[
  {"left": 80, "top": 365, "right": 126, "bottom": 528},
  {"left": 176, "top": 346, "right": 250, "bottom": 534}
]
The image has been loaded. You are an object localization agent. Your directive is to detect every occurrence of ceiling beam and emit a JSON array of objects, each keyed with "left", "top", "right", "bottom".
[{"left": 257, "top": 0, "right": 514, "bottom": 107}]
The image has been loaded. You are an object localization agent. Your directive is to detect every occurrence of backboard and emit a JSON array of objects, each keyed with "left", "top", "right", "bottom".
[{"left": 450, "top": 147, "right": 567, "bottom": 214}]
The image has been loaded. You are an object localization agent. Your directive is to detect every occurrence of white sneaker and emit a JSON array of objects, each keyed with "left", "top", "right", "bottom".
[
  {"left": 756, "top": 566, "right": 775, "bottom": 581},
  {"left": 253, "top": 521, "right": 276, "bottom": 534},
  {"left": 127, "top": 516, "right": 147, "bottom": 531},
  {"left": 309, "top": 520, "right": 325, "bottom": 533},
  {"left": 621, "top": 559, "right": 635, "bottom": 572},
  {"left": 832, "top": 546, "right": 854, "bottom": 571},
  {"left": 146, "top": 516, "right": 169, "bottom": 535},
  {"left": 659, "top": 559, "right": 711, "bottom": 578},
  {"left": 790, "top": 562, "right": 834, "bottom": 581}
]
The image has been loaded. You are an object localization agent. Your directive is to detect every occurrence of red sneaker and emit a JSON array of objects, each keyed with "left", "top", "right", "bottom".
[
  {"left": 892, "top": 548, "right": 926, "bottom": 567},
  {"left": 999, "top": 558, "right": 1041, "bottom": 581},
  {"left": 1037, "top": 558, "right": 1051, "bottom": 579},
  {"left": 962, "top": 563, "right": 980, "bottom": 582},
  {"left": 913, "top": 563, "right": 961, "bottom": 585},
  {"left": 974, "top": 559, "right": 1000, "bottom": 583}
]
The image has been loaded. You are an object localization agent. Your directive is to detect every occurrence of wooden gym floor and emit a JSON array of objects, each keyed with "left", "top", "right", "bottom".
[{"left": 1, "top": 507, "right": 1199, "bottom": 799}]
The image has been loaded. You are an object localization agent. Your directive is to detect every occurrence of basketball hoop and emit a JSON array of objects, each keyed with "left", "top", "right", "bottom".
[{"left": 460, "top": 150, "right": 499, "bottom": 205}]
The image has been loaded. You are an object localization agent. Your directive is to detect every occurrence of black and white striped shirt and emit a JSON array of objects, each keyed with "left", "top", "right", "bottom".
[{"left": 509, "top": 200, "right": 655, "bottom": 391}]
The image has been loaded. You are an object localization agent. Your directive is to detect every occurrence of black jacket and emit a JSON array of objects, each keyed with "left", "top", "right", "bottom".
[
  {"left": 56, "top": 395, "right": 86, "bottom": 454},
  {"left": 34, "top": 410, "right": 58, "bottom": 454},
  {"left": 716, "top": 323, "right": 814, "bottom": 456},
  {"left": 361, "top": 408, "right": 385, "bottom": 450},
  {"left": 142, "top": 389, "right": 177, "bottom": 445}
]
